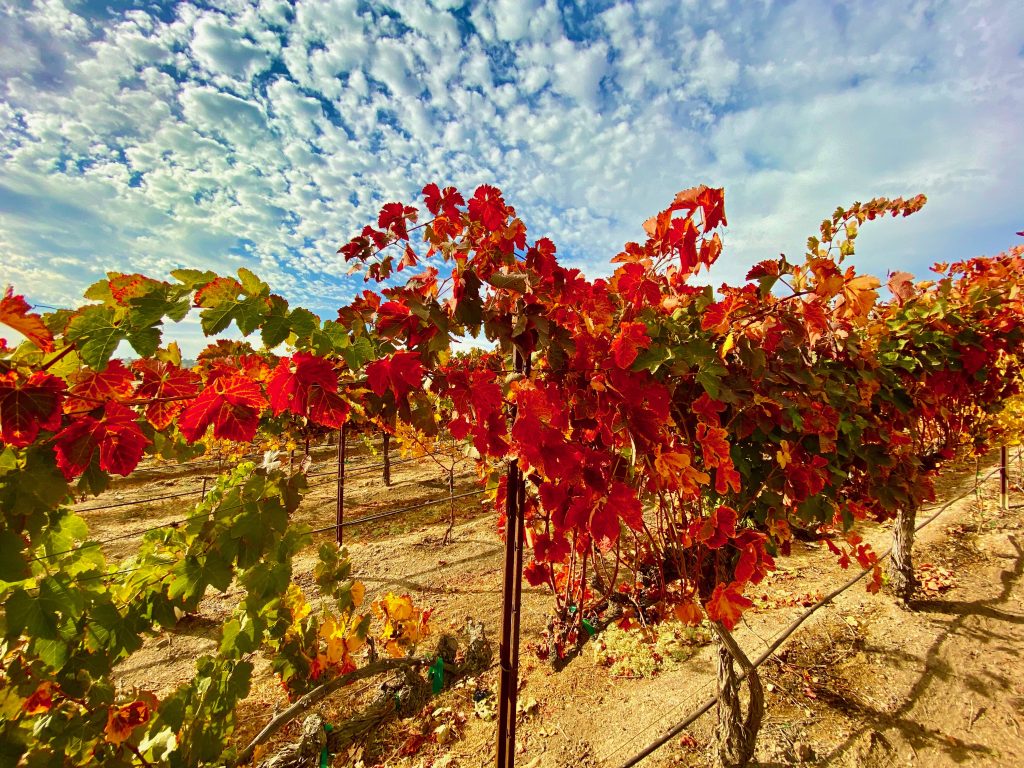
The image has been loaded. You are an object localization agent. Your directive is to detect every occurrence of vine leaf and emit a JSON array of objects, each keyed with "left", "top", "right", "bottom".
[
  {"left": 53, "top": 401, "right": 150, "bottom": 478},
  {"left": 467, "top": 185, "right": 507, "bottom": 232},
  {"left": 132, "top": 359, "right": 201, "bottom": 430},
  {"left": 610, "top": 322, "right": 651, "bottom": 369},
  {"left": 268, "top": 353, "right": 350, "bottom": 429},
  {"left": 705, "top": 582, "right": 752, "bottom": 630},
  {"left": 22, "top": 682, "right": 55, "bottom": 715},
  {"left": 179, "top": 373, "right": 268, "bottom": 442},
  {"left": 366, "top": 351, "right": 425, "bottom": 401},
  {"left": 0, "top": 371, "right": 66, "bottom": 447},
  {"left": 65, "top": 359, "right": 135, "bottom": 413},
  {"left": 0, "top": 287, "right": 54, "bottom": 352},
  {"left": 105, "top": 700, "right": 153, "bottom": 745},
  {"left": 422, "top": 183, "right": 464, "bottom": 219}
]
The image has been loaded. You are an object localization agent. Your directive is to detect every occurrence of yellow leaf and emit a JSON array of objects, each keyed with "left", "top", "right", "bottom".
[
  {"left": 720, "top": 332, "right": 735, "bottom": 359},
  {"left": 351, "top": 581, "right": 365, "bottom": 607}
]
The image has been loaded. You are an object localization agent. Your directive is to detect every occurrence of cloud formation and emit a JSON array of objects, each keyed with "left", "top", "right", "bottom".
[{"left": 1, "top": 0, "right": 1021, "bottom": 354}]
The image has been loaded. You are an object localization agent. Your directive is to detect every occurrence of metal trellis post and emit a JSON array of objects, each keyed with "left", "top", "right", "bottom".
[
  {"left": 1001, "top": 445, "right": 1009, "bottom": 511},
  {"left": 497, "top": 349, "right": 528, "bottom": 768},
  {"left": 336, "top": 423, "right": 347, "bottom": 545}
]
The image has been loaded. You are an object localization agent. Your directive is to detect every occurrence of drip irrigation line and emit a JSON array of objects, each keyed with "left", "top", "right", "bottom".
[
  {"left": 73, "top": 565, "right": 145, "bottom": 584},
  {"left": 29, "top": 494, "right": 262, "bottom": 563},
  {"left": 76, "top": 488, "right": 202, "bottom": 513},
  {"left": 36, "top": 477, "right": 487, "bottom": 562},
  {"left": 308, "top": 489, "right": 486, "bottom": 535},
  {"left": 304, "top": 454, "right": 419, "bottom": 479},
  {"left": 78, "top": 443, "right": 471, "bottom": 511},
  {"left": 613, "top": 462, "right": 1012, "bottom": 768}
]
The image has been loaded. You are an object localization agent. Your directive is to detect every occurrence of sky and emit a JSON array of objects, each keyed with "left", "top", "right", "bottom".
[{"left": 1, "top": 0, "right": 1022, "bottom": 357}]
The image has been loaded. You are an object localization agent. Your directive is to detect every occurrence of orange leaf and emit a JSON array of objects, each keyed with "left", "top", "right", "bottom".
[
  {"left": 696, "top": 423, "right": 730, "bottom": 468},
  {"left": 22, "top": 682, "right": 54, "bottom": 715},
  {"left": 653, "top": 449, "right": 709, "bottom": 495},
  {"left": 705, "top": 582, "right": 752, "bottom": 630},
  {"left": 104, "top": 700, "right": 152, "bottom": 745},
  {"left": 609, "top": 322, "right": 651, "bottom": 369},
  {"left": 0, "top": 287, "right": 54, "bottom": 352},
  {"left": 837, "top": 273, "right": 880, "bottom": 320},
  {"left": 673, "top": 600, "right": 704, "bottom": 626}
]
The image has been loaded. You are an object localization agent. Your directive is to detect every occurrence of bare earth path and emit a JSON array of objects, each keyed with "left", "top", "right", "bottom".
[{"left": 97, "top": 451, "right": 1024, "bottom": 767}]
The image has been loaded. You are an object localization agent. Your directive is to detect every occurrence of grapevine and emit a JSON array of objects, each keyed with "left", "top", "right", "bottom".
[{"left": 1, "top": 184, "right": 1022, "bottom": 767}]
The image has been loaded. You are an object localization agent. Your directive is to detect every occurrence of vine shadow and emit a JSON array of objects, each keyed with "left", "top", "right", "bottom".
[{"left": 815, "top": 534, "right": 1023, "bottom": 765}]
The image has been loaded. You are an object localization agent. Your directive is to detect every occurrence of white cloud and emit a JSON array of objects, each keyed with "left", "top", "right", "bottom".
[
  {"left": 191, "top": 14, "right": 271, "bottom": 80},
  {"left": 0, "top": 0, "right": 1020, "bottom": 361}
]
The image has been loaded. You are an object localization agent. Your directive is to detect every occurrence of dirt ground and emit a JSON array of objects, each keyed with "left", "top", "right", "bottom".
[{"left": 89, "top": 448, "right": 1024, "bottom": 767}]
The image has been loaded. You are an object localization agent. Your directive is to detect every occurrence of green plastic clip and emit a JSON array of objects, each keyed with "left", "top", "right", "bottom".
[
  {"left": 582, "top": 618, "right": 596, "bottom": 636},
  {"left": 428, "top": 655, "right": 445, "bottom": 695},
  {"left": 320, "top": 723, "right": 334, "bottom": 768}
]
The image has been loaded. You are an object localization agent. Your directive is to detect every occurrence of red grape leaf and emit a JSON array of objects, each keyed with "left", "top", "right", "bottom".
[
  {"left": 0, "top": 287, "right": 54, "bottom": 352},
  {"left": 696, "top": 423, "right": 731, "bottom": 468},
  {"left": 800, "top": 299, "right": 829, "bottom": 346},
  {"left": 366, "top": 351, "right": 425, "bottom": 401},
  {"left": 65, "top": 360, "right": 135, "bottom": 414},
  {"left": 104, "top": 700, "right": 152, "bottom": 746},
  {"left": 714, "top": 463, "right": 742, "bottom": 495},
  {"left": 22, "top": 682, "right": 54, "bottom": 715},
  {"left": 268, "top": 353, "right": 350, "bottom": 429},
  {"left": 837, "top": 273, "right": 880, "bottom": 320},
  {"left": 523, "top": 560, "right": 549, "bottom": 587},
  {"left": 653, "top": 449, "right": 709, "bottom": 495},
  {"left": 705, "top": 582, "right": 752, "bottom": 630},
  {"left": 468, "top": 185, "right": 506, "bottom": 232},
  {"left": 608, "top": 480, "right": 643, "bottom": 531},
  {"left": 692, "top": 392, "right": 725, "bottom": 424},
  {"left": 612, "top": 263, "right": 661, "bottom": 309},
  {"left": 132, "top": 359, "right": 200, "bottom": 431},
  {"left": 179, "top": 373, "right": 267, "bottom": 442},
  {"left": 672, "top": 185, "right": 727, "bottom": 230},
  {"left": 378, "top": 202, "right": 417, "bottom": 241},
  {"left": 887, "top": 270, "right": 916, "bottom": 304},
  {"left": 54, "top": 402, "right": 149, "bottom": 478},
  {"left": 701, "top": 295, "right": 740, "bottom": 334},
  {"left": 673, "top": 600, "right": 704, "bottom": 626},
  {"left": 610, "top": 322, "right": 651, "bottom": 369},
  {"left": 0, "top": 371, "right": 65, "bottom": 447},
  {"left": 693, "top": 505, "right": 738, "bottom": 549},
  {"left": 422, "top": 184, "right": 465, "bottom": 219}
]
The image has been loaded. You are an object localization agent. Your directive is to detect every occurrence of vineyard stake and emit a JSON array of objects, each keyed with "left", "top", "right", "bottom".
[
  {"left": 1001, "top": 445, "right": 1009, "bottom": 511},
  {"left": 496, "top": 349, "right": 526, "bottom": 768},
  {"left": 336, "top": 423, "right": 347, "bottom": 546},
  {"left": 383, "top": 431, "right": 392, "bottom": 486}
]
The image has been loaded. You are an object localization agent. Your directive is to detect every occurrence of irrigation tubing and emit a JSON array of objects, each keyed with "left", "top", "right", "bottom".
[
  {"left": 72, "top": 447, "right": 465, "bottom": 512},
  {"left": 75, "top": 488, "right": 203, "bottom": 513},
  {"left": 34, "top": 475, "right": 485, "bottom": 562},
  {"left": 308, "top": 489, "right": 486, "bottom": 535},
  {"left": 613, "top": 460, "right": 1016, "bottom": 768},
  {"left": 59, "top": 493, "right": 491, "bottom": 589}
]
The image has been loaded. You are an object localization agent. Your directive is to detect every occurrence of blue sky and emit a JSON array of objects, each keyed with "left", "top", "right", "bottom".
[{"left": 1, "top": 0, "right": 1022, "bottom": 356}]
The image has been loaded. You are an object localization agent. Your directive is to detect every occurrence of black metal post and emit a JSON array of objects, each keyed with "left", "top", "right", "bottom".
[
  {"left": 336, "top": 423, "right": 347, "bottom": 545},
  {"left": 1001, "top": 445, "right": 1009, "bottom": 511},
  {"left": 496, "top": 349, "right": 527, "bottom": 768}
]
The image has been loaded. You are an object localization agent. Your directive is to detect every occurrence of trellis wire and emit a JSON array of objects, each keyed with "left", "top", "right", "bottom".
[{"left": 611, "top": 457, "right": 1017, "bottom": 768}]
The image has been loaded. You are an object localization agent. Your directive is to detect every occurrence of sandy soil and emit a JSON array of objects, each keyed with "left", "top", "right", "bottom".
[{"left": 86, "top": 448, "right": 1024, "bottom": 767}]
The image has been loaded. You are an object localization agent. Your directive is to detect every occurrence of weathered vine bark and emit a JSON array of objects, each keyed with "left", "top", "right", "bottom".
[
  {"left": 889, "top": 503, "right": 917, "bottom": 602},
  {"left": 246, "top": 620, "right": 492, "bottom": 768},
  {"left": 382, "top": 431, "right": 391, "bottom": 486},
  {"left": 711, "top": 622, "right": 764, "bottom": 768}
]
